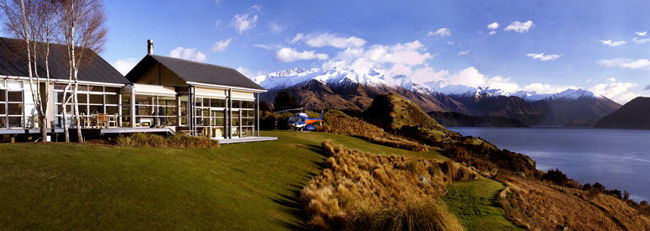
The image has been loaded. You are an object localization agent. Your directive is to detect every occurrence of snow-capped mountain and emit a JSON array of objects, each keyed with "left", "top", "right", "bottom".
[{"left": 252, "top": 67, "right": 601, "bottom": 102}]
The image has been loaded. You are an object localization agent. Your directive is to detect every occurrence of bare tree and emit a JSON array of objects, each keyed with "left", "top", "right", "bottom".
[
  {"left": 0, "top": 0, "right": 46, "bottom": 142},
  {"left": 58, "top": 0, "right": 106, "bottom": 143}
]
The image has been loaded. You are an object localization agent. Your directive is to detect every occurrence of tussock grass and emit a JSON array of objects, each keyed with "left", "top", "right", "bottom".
[
  {"left": 116, "top": 133, "right": 219, "bottom": 148},
  {"left": 319, "top": 110, "right": 429, "bottom": 152},
  {"left": 301, "top": 141, "right": 477, "bottom": 230}
]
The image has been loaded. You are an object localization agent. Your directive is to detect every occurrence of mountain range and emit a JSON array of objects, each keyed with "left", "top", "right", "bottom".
[
  {"left": 594, "top": 97, "right": 650, "bottom": 129},
  {"left": 255, "top": 67, "right": 621, "bottom": 127}
]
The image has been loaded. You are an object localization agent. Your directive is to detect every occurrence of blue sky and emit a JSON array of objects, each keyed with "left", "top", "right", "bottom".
[{"left": 102, "top": 0, "right": 650, "bottom": 103}]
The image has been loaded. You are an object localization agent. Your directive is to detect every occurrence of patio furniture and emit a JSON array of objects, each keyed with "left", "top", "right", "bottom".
[
  {"left": 97, "top": 113, "right": 108, "bottom": 128},
  {"left": 138, "top": 118, "right": 153, "bottom": 127},
  {"left": 107, "top": 114, "right": 118, "bottom": 128}
]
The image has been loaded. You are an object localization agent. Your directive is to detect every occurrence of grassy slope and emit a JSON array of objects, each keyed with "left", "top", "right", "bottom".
[
  {"left": 443, "top": 177, "right": 523, "bottom": 231},
  {"left": 0, "top": 130, "right": 513, "bottom": 230}
]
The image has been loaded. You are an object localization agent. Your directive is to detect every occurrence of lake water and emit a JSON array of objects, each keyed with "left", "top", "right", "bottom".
[{"left": 449, "top": 127, "right": 650, "bottom": 202}]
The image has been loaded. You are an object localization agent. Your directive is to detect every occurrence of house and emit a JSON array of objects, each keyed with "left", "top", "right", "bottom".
[{"left": 0, "top": 37, "right": 273, "bottom": 143}]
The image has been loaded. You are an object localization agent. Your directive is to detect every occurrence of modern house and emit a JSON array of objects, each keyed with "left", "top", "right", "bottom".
[{"left": 0, "top": 37, "right": 272, "bottom": 143}]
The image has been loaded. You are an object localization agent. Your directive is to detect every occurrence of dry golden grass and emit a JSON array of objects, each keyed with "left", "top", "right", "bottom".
[
  {"left": 497, "top": 175, "right": 650, "bottom": 231},
  {"left": 301, "top": 141, "right": 477, "bottom": 230},
  {"left": 319, "top": 110, "right": 429, "bottom": 152}
]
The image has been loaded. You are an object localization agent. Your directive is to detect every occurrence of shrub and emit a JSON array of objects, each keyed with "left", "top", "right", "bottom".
[
  {"left": 116, "top": 133, "right": 219, "bottom": 148},
  {"left": 301, "top": 141, "right": 473, "bottom": 230},
  {"left": 541, "top": 169, "right": 569, "bottom": 186}
]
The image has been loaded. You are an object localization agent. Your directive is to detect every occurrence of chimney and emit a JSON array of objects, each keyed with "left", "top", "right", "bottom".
[{"left": 147, "top": 39, "right": 154, "bottom": 55}]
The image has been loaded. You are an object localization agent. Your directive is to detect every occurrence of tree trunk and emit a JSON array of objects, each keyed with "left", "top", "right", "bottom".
[{"left": 40, "top": 118, "right": 47, "bottom": 143}]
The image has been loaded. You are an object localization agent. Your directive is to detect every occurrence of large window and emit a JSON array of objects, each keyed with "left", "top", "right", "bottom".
[
  {"left": 194, "top": 97, "right": 227, "bottom": 138},
  {"left": 134, "top": 95, "right": 178, "bottom": 127},
  {"left": 54, "top": 84, "right": 120, "bottom": 128}
]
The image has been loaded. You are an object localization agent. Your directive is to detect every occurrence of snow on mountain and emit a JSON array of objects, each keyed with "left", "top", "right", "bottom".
[{"left": 253, "top": 67, "right": 600, "bottom": 102}]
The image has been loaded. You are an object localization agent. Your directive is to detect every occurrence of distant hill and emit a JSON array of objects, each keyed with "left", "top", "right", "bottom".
[
  {"left": 428, "top": 111, "right": 527, "bottom": 127},
  {"left": 594, "top": 97, "right": 650, "bottom": 129},
  {"left": 257, "top": 67, "right": 620, "bottom": 127}
]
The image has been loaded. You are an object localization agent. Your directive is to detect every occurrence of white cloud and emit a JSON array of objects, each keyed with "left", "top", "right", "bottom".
[
  {"left": 600, "top": 39, "right": 626, "bottom": 47},
  {"left": 290, "top": 33, "right": 366, "bottom": 49},
  {"left": 214, "top": 0, "right": 220, "bottom": 4},
  {"left": 112, "top": 58, "right": 139, "bottom": 75},
  {"left": 606, "top": 77, "right": 617, "bottom": 82},
  {"left": 215, "top": 20, "right": 221, "bottom": 28},
  {"left": 428, "top": 27, "right": 451, "bottom": 37},
  {"left": 636, "top": 31, "right": 647, "bottom": 36},
  {"left": 520, "top": 83, "right": 577, "bottom": 94},
  {"left": 458, "top": 50, "right": 469, "bottom": 56},
  {"left": 443, "top": 67, "right": 519, "bottom": 93},
  {"left": 504, "top": 20, "right": 534, "bottom": 33},
  {"left": 526, "top": 53, "right": 560, "bottom": 61},
  {"left": 589, "top": 81, "right": 638, "bottom": 103},
  {"left": 275, "top": 47, "right": 328, "bottom": 62},
  {"left": 487, "top": 22, "right": 499, "bottom": 30},
  {"left": 211, "top": 38, "right": 232, "bottom": 52},
  {"left": 488, "top": 30, "right": 496, "bottom": 35},
  {"left": 253, "top": 43, "right": 280, "bottom": 50},
  {"left": 598, "top": 58, "right": 650, "bottom": 69},
  {"left": 446, "top": 41, "right": 455, "bottom": 45},
  {"left": 321, "top": 40, "right": 432, "bottom": 76},
  {"left": 169, "top": 47, "right": 207, "bottom": 62},
  {"left": 236, "top": 67, "right": 264, "bottom": 79},
  {"left": 632, "top": 37, "right": 650, "bottom": 44},
  {"left": 229, "top": 5, "right": 260, "bottom": 33}
]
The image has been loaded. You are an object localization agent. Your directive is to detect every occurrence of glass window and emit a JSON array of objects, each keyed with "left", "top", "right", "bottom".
[
  {"left": 77, "top": 94, "right": 88, "bottom": 104},
  {"left": 211, "top": 98, "right": 225, "bottom": 107},
  {"left": 0, "top": 90, "right": 4, "bottom": 101},
  {"left": 105, "top": 95, "right": 118, "bottom": 104},
  {"left": 0, "top": 117, "right": 5, "bottom": 128},
  {"left": 105, "top": 87, "right": 120, "bottom": 93},
  {"left": 203, "top": 98, "right": 210, "bottom": 107},
  {"left": 136, "top": 95, "right": 153, "bottom": 105},
  {"left": 7, "top": 91, "right": 21, "bottom": 102},
  {"left": 7, "top": 103, "right": 22, "bottom": 115},
  {"left": 0, "top": 103, "right": 4, "bottom": 114},
  {"left": 90, "top": 86, "right": 103, "bottom": 92},
  {"left": 89, "top": 94, "right": 103, "bottom": 104},
  {"left": 106, "top": 106, "right": 118, "bottom": 115},
  {"left": 8, "top": 117, "right": 21, "bottom": 127}
]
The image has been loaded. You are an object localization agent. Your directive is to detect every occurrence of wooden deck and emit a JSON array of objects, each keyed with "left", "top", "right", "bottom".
[{"left": 216, "top": 136, "right": 278, "bottom": 144}]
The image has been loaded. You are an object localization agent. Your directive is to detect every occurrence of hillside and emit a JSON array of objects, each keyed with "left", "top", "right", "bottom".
[
  {"left": 594, "top": 97, "right": 650, "bottom": 129},
  {"left": 0, "top": 131, "right": 515, "bottom": 230},
  {"left": 428, "top": 111, "right": 528, "bottom": 127},
  {"left": 362, "top": 94, "right": 451, "bottom": 133}
]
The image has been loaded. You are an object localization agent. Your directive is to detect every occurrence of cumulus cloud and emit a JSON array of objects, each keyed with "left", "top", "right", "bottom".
[
  {"left": 427, "top": 28, "right": 451, "bottom": 37},
  {"left": 598, "top": 58, "right": 650, "bottom": 69},
  {"left": 600, "top": 39, "right": 626, "bottom": 47},
  {"left": 275, "top": 47, "right": 328, "bottom": 62},
  {"left": 290, "top": 33, "right": 366, "bottom": 49},
  {"left": 321, "top": 40, "right": 432, "bottom": 77},
  {"left": 487, "top": 22, "right": 499, "bottom": 30},
  {"left": 504, "top": 20, "right": 534, "bottom": 33},
  {"left": 169, "top": 47, "right": 207, "bottom": 62},
  {"left": 458, "top": 50, "right": 469, "bottom": 56},
  {"left": 112, "top": 58, "right": 139, "bottom": 75},
  {"left": 589, "top": 81, "right": 638, "bottom": 103},
  {"left": 527, "top": 53, "right": 560, "bottom": 61},
  {"left": 636, "top": 31, "right": 647, "bottom": 36},
  {"left": 488, "top": 30, "right": 496, "bottom": 35},
  {"left": 211, "top": 38, "right": 232, "bottom": 52},
  {"left": 230, "top": 5, "right": 260, "bottom": 33}
]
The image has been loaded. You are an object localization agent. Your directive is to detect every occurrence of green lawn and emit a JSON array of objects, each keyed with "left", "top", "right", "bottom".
[
  {"left": 0, "top": 130, "right": 515, "bottom": 230},
  {"left": 443, "top": 177, "right": 524, "bottom": 231}
]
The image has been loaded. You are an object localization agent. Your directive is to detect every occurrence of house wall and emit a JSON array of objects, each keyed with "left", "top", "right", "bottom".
[{"left": 136, "top": 63, "right": 186, "bottom": 87}]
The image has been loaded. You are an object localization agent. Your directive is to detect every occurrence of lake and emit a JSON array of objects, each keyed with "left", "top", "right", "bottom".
[{"left": 449, "top": 127, "right": 650, "bottom": 202}]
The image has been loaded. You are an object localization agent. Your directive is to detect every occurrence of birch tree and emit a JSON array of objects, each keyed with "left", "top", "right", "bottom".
[
  {"left": 59, "top": 0, "right": 106, "bottom": 143},
  {"left": 0, "top": 0, "right": 48, "bottom": 143}
]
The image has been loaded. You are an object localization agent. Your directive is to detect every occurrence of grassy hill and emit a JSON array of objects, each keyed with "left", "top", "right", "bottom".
[{"left": 0, "top": 131, "right": 517, "bottom": 230}]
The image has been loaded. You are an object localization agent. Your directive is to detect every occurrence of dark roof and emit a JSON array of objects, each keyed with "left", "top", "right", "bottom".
[
  {"left": 0, "top": 37, "right": 128, "bottom": 84},
  {"left": 126, "top": 54, "right": 264, "bottom": 90}
]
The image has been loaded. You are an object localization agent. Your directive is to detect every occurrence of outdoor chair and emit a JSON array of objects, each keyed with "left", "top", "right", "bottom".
[
  {"left": 97, "top": 113, "right": 108, "bottom": 128},
  {"left": 107, "top": 114, "right": 117, "bottom": 128}
]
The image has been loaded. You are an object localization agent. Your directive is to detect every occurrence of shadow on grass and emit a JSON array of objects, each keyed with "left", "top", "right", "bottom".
[{"left": 271, "top": 144, "right": 329, "bottom": 230}]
